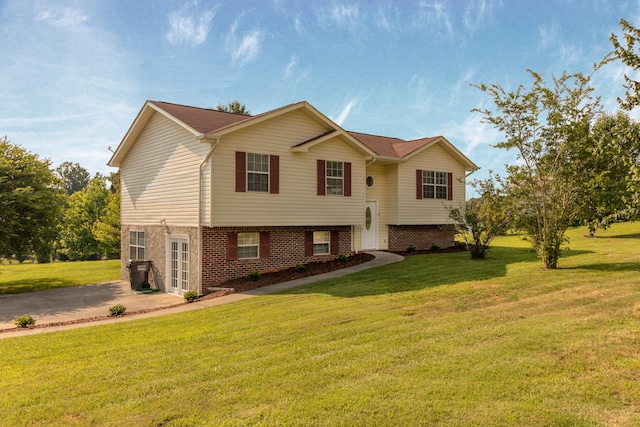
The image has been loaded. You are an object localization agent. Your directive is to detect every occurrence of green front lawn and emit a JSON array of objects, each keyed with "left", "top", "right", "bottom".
[
  {"left": 0, "top": 259, "right": 121, "bottom": 294},
  {"left": 2, "top": 224, "right": 640, "bottom": 426}
]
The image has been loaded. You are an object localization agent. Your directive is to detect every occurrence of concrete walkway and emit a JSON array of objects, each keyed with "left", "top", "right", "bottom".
[{"left": 0, "top": 251, "right": 403, "bottom": 338}]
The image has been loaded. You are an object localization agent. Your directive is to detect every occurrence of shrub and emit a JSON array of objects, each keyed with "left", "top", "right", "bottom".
[
  {"left": 431, "top": 243, "right": 441, "bottom": 251},
  {"left": 337, "top": 254, "right": 348, "bottom": 262},
  {"left": 15, "top": 314, "right": 36, "bottom": 328},
  {"left": 183, "top": 290, "right": 198, "bottom": 303},
  {"left": 406, "top": 244, "right": 417, "bottom": 253},
  {"left": 248, "top": 270, "right": 260, "bottom": 281},
  {"left": 294, "top": 263, "right": 307, "bottom": 272},
  {"left": 109, "top": 304, "right": 127, "bottom": 317}
]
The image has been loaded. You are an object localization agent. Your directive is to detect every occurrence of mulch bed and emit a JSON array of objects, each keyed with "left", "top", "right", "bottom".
[{"left": 201, "top": 253, "right": 375, "bottom": 297}]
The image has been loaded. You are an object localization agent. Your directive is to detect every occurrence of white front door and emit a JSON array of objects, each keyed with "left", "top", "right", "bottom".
[
  {"left": 362, "top": 201, "right": 378, "bottom": 250},
  {"left": 167, "top": 236, "right": 189, "bottom": 295}
]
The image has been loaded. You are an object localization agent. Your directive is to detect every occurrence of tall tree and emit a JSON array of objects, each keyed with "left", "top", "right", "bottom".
[
  {"left": 56, "top": 161, "right": 91, "bottom": 195},
  {"left": 579, "top": 112, "right": 640, "bottom": 234},
  {"left": 94, "top": 170, "right": 121, "bottom": 258},
  {"left": 215, "top": 100, "right": 251, "bottom": 115},
  {"left": 609, "top": 18, "right": 640, "bottom": 110},
  {"left": 0, "top": 136, "right": 65, "bottom": 261},
  {"left": 473, "top": 70, "right": 602, "bottom": 269},
  {"left": 60, "top": 177, "right": 110, "bottom": 260}
]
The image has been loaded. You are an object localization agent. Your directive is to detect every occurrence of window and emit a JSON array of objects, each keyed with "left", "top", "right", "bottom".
[
  {"left": 326, "top": 161, "right": 343, "bottom": 195},
  {"left": 129, "top": 231, "right": 145, "bottom": 260},
  {"left": 366, "top": 176, "right": 374, "bottom": 187},
  {"left": 237, "top": 232, "right": 259, "bottom": 259},
  {"left": 247, "top": 153, "right": 269, "bottom": 192},
  {"left": 313, "top": 231, "right": 330, "bottom": 255},
  {"left": 422, "top": 170, "right": 448, "bottom": 200},
  {"left": 236, "top": 152, "right": 279, "bottom": 194}
]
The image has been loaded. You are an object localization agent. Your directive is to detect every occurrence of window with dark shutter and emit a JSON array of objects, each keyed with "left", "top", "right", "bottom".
[
  {"left": 259, "top": 231, "right": 270, "bottom": 258},
  {"left": 227, "top": 232, "right": 238, "bottom": 260},
  {"left": 270, "top": 156, "right": 279, "bottom": 194},
  {"left": 235, "top": 152, "right": 246, "bottom": 192},
  {"left": 416, "top": 170, "right": 423, "bottom": 200},
  {"left": 305, "top": 231, "right": 314, "bottom": 256},
  {"left": 330, "top": 230, "right": 340, "bottom": 254},
  {"left": 447, "top": 172, "right": 453, "bottom": 201},
  {"left": 344, "top": 162, "right": 351, "bottom": 197},
  {"left": 317, "top": 160, "right": 326, "bottom": 195}
]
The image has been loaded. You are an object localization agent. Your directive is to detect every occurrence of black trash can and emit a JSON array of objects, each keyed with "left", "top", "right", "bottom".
[{"left": 127, "top": 260, "right": 152, "bottom": 290}]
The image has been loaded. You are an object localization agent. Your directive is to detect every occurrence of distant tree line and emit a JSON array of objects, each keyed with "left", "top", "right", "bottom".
[{"left": 0, "top": 141, "right": 120, "bottom": 263}]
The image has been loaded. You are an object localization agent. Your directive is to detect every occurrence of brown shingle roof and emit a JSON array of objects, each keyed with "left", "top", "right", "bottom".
[
  {"left": 149, "top": 101, "right": 253, "bottom": 134},
  {"left": 348, "top": 131, "right": 439, "bottom": 158}
]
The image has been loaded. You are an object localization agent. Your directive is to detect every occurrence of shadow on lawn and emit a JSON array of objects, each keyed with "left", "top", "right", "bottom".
[
  {"left": 0, "top": 278, "right": 70, "bottom": 295},
  {"left": 286, "top": 246, "right": 591, "bottom": 298}
]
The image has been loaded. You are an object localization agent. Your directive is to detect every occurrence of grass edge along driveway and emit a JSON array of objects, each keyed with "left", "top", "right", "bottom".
[{"left": 2, "top": 224, "right": 640, "bottom": 426}]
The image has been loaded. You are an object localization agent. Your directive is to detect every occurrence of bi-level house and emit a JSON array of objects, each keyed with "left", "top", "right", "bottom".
[{"left": 108, "top": 101, "right": 478, "bottom": 296}]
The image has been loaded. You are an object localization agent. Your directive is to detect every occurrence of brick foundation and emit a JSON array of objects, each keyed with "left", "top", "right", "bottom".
[
  {"left": 202, "top": 226, "right": 352, "bottom": 287},
  {"left": 388, "top": 224, "right": 455, "bottom": 251}
]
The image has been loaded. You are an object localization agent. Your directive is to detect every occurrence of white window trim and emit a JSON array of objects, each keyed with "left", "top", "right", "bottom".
[
  {"left": 247, "top": 153, "right": 269, "bottom": 193},
  {"left": 238, "top": 232, "right": 260, "bottom": 259},
  {"left": 129, "top": 230, "right": 146, "bottom": 260},
  {"left": 313, "top": 231, "right": 330, "bottom": 255},
  {"left": 422, "top": 170, "right": 448, "bottom": 200},
  {"left": 326, "top": 161, "right": 344, "bottom": 196}
]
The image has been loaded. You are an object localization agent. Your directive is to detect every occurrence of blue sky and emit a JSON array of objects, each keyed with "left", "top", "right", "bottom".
[{"left": 1, "top": 0, "right": 639, "bottom": 193}]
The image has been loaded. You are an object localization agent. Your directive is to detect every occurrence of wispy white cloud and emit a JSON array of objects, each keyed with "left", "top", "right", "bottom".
[
  {"left": 409, "top": 75, "right": 432, "bottom": 113},
  {"left": 226, "top": 21, "right": 263, "bottom": 67},
  {"left": 415, "top": 1, "right": 453, "bottom": 38},
  {"left": 538, "top": 22, "right": 560, "bottom": 50},
  {"left": 331, "top": 99, "right": 358, "bottom": 126},
  {"left": 294, "top": 14, "right": 304, "bottom": 34},
  {"left": 463, "top": 0, "right": 488, "bottom": 32},
  {"left": 36, "top": 7, "right": 88, "bottom": 31},
  {"left": 285, "top": 55, "right": 298, "bottom": 78},
  {"left": 166, "top": 1, "right": 217, "bottom": 46},
  {"left": 316, "top": 3, "right": 365, "bottom": 33}
]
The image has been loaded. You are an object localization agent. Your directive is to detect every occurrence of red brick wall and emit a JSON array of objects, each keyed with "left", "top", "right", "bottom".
[
  {"left": 202, "top": 226, "right": 352, "bottom": 286},
  {"left": 388, "top": 225, "right": 455, "bottom": 251}
]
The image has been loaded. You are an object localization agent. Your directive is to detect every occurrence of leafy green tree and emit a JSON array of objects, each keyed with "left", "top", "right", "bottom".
[
  {"left": 449, "top": 176, "right": 510, "bottom": 259},
  {"left": 609, "top": 18, "right": 640, "bottom": 110},
  {"left": 60, "top": 177, "right": 110, "bottom": 260},
  {"left": 473, "top": 70, "right": 602, "bottom": 269},
  {"left": 579, "top": 112, "right": 640, "bottom": 234},
  {"left": 0, "top": 136, "right": 65, "bottom": 262},
  {"left": 94, "top": 172, "right": 121, "bottom": 258},
  {"left": 56, "top": 161, "right": 90, "bottom": 195},
  {"left": 215, "top": 100, "right": 251, "bottom": 115}
]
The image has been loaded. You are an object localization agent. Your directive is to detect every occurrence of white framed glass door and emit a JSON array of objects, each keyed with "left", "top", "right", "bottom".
[{"left": 167, "top": 236, "right": 189, "bottom": 295}]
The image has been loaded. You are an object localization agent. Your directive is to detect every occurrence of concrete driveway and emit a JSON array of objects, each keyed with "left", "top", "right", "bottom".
[
  {"left": 0, "top": 251, "right": 404, "bottom": 338},
  {"left": 0, "top": 281, "right": 182, "bottom": 331}
]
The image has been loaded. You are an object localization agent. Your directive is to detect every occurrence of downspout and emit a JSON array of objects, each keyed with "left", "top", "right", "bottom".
[{"left": 198, "top": 135, "right": 220, "bottom": 295}]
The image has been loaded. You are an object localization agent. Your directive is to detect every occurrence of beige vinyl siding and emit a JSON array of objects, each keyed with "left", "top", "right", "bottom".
[
  {"left": 210, "top": 109, "right": 366, "bottom": 227},
  {"left": 365, "top": 164, "right": 389, "bottom": 250},
  {"left": 121, "top": 112, "right": 210, "bottom": 226},
  {"left": 396, "top": 144, "right": 466, "bottom": 224}
]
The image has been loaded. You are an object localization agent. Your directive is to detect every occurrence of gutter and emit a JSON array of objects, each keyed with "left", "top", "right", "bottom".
[{"left": 197, "top": 134, "right": 220, "bottom": 296}]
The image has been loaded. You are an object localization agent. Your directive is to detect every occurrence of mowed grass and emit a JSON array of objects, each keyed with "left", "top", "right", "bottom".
[
  {"left": 0, "top": 259, "right": 121, "bottom": 294},
  {"left": 2, "top": 224, "right": 640, "bottom": 426}
]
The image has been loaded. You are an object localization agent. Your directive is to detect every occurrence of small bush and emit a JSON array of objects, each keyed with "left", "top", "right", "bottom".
[
  {"left": 337, "top": 254, "right": 348, "bottom": 262},
  {"left": 109, "top": 304, "right": 127, "bottom": 317},
  {"left": 294, "top": 263, "right": 307, "bottom": 272},
  {"left": 406, "top": 245, "right": 417, "bottom": 253},
  {"left": 431, "top": 243, "right": 441, "bottom": 251},
  {"left": 248, "top": 270, "right": 260, "bottom": 281},
  {"left": 15, "top": 314, "right": 36, "bottom": 328},
  {"left": 183, "top": 290, "right": 198, "bottom": 303}
]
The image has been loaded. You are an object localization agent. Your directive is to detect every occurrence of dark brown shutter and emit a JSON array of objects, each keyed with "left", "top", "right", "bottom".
[
  {"left": 416, "top": 169, "right": 423, "bottom": 200},
  {"left": 259, "top": 231, "right": 270, "bottom": 258},
  {"left": 235, "top": 152, "right": 246, "bottom": 192},
  {"left": 305, "top": 231, "right": 314, "bottom": 256},
  {"left": 447, "top": 172, "right": 453, "bottom": 201},
  {"left": 317, "top": 160, "right": 326, "bottom": 195},
  {"left": 227, "top": 232, "right": 238, "bottom": 260},
  {"left": 344, "top": 162, "right": 351, "bottom": 197},
  {"left": 269, "top": 155, "right": 279, "bottom": 194},
  {"left": 330, "top": 230, "right": 339, "bottom": 254}
]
